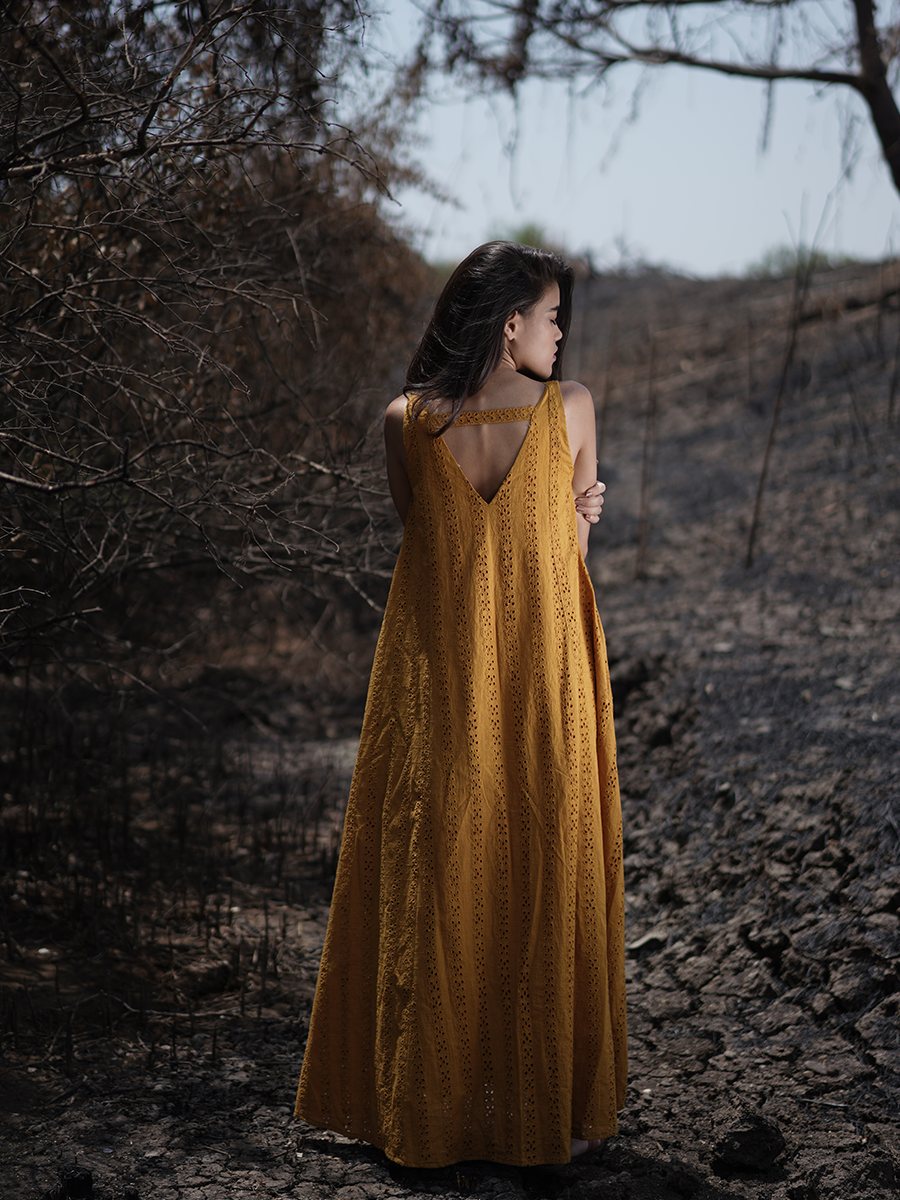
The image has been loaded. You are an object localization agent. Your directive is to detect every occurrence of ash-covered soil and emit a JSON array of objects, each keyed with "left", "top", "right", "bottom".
[{"left": 2, "top": 262, "right": 898, "bottom": 1200}]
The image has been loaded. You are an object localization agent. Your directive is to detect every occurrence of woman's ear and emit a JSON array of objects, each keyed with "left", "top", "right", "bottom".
[{"left": 504, "top": 311, "right": 520, "bottom": 342}]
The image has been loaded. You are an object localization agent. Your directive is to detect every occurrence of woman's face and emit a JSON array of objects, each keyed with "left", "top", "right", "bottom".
[{"left": 505, "top": 283, "right": 563, "bottom": 380}]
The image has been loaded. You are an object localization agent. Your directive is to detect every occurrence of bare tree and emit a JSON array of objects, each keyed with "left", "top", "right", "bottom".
[
  {"left": 1, "top": 0, "right": 428, "bottom": 681},
  {"left": 417, "top": 0, "right": 900, "bottom": 199}
]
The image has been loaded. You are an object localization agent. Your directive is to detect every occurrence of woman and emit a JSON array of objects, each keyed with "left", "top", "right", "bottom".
[{"left": 294, "top": 242, "right": 626, "bottom": 1167}]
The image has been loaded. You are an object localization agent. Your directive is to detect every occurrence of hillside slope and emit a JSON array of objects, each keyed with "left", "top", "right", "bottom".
[{"left": 1, "top": 262, "right": 898, "bottom": 1200}]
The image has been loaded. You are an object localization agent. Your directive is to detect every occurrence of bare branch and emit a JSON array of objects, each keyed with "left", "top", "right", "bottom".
[
  {"left": 1, "top": 0, "right": 429, "bottom": 678},
  {"left": 421, "top": 0, "right": 900, "bottom": 200},
  {"left": 2, "top": 8, "right": 91, "bottom": 158},
  {"left": 135, "top": 2, "right": 252, "bottom": 153},
  {"left": 593, "top": 43, "right": 862, "bottom": 90}
]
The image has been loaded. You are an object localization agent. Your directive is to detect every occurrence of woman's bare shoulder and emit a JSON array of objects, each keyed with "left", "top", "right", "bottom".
[
  {"left": 384, "top": 394, "right": 409, "bottom": 432},
  {"left": 384, "top": 396, "right": 412, "bottom": 522},
  {"left": 559, "top": 381, "right": 595, "bottom": 436},
  {"left": 559, "top": 379, "right": 594, "bottom": 407}
]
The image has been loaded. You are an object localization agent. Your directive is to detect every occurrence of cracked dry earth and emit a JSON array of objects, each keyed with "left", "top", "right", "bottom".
[{"left": 2, "top": 263, "right": 900, "bottom": 1200}]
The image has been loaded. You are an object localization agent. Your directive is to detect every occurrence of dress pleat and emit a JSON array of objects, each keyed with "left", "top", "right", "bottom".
[{"left": 294, "top": 381, "right": 626, "bottom": 1167}]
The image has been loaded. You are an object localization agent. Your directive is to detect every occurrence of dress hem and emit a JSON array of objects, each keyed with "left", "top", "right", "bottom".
[{"left": 294, "top": 1107, "right": 621, "bottom": 1170}]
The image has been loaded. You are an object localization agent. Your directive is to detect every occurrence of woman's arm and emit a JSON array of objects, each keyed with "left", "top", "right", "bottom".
[
  {"left": 561, "top": 380, "right": 602, "bottom": 558},
  {"left": 384, "top": 395, "right": 412, "bottom": 524}
]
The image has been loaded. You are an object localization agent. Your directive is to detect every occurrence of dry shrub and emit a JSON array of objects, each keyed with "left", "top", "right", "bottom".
[
  {"left": 2, "top": 155, "right": 430, "bottom": 672},
  {"left": 0, "top": 0, "right": 434, "bottom": 937}
]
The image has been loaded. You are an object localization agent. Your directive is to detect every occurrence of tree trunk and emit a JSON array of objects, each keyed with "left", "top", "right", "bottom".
[{"left": 853, "top": 0, "right": 900, "bottom": 196}]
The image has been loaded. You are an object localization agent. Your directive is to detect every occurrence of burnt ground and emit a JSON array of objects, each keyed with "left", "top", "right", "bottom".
[{"left": 2, "top": 261, "right": 899, "bottom": 1200}]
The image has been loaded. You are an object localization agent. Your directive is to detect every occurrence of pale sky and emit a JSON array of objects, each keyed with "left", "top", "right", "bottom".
[{"left": 374, "top": 3, "right": 900, "bottom": 276}]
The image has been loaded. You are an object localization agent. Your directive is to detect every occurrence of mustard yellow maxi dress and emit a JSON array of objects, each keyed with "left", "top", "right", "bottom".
[{"left": 294, "top": 381, "right": 626, "bottom": 1167}]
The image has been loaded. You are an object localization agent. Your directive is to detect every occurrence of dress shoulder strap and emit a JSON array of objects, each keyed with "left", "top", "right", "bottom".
[{"left": 426, "top": 406, "right": 538, "bottom": 428}]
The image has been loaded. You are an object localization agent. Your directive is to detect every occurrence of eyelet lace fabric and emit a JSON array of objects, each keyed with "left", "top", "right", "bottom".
[{"left": 294, "top": 381, "right": 627, "bottom": 1167}]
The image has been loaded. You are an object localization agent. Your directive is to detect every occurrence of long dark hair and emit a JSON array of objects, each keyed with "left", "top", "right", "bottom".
[{"left": 406, "top": 241, "right": 574, "bottom": 433}]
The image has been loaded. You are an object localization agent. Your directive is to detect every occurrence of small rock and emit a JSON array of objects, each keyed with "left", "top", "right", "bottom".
[
  {"left": 871, "top": 881, "right": 900, "bottom": 913},
  {"left": 785, "top": 1184, "right": 817, "bottom": 1200},
  {"left": 43, "top": 1167, "right": 94, "bottom": 1200},
  {"left": 802, "top": 1059, "right": 834, "bottom": 1076},
  {"left": 753, "top": 1001, "right": 805, "bottom": 1035},
  {"left": 599, "top": 1173, "right": 631, "bottom": 1200},
  {"left": 779, "top": 948, "right": 824, "bottom": 988},
  {"left": 858, "top": 1148, "right": 898, "bottom": 1191},
  {"left": 746, "top": 926, "right": 790, "bottom": 964},
  {"left": 712, "top": 1102, "right": 785, "bottom": 1173},
  {"left": 810, "top": 989, "right": 836, "bottom": 1018},
  {"left": 571, "top": 1173, "right": 631, "bottom": 1200},
  {"left": 333, "top": 1186, "right": 373, "bottom": 1200},
  {"left": 64, "top": 1168, "right": 94, "bottom": 1199},
  {"left": 830, "top": 966, "right": 875, "bottom": 1011},
  {"left": 563, "top": 1182, "right": 597, "bottom": 1200},
  {"left": 183, "top": 961, "right": 231, "bottom": 997},
  {"left": 665, "top": 1158, "right": 703, "bottom": 1195},
  {"left": 856, "top": 993, "right": 900, "bottom": 1049},
  {"left": 611, "top": 1170, "right": 632, "bottom": 1198}
]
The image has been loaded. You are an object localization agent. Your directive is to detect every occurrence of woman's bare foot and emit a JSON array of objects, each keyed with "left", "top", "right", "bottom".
[{"left": 570, "top": 1137, "right": 606, "bottom": 1159}]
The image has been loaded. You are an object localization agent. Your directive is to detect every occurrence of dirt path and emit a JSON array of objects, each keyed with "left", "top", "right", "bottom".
[{"left": 2, "top": 263, "right": 899, "bottom": 1200}]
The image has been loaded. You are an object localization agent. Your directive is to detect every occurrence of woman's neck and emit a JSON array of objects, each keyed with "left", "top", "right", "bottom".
[{"left": 462, "top": 364, "right": 547, "bottom": 411}]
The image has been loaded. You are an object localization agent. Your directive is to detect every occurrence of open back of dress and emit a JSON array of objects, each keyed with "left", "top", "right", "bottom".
[
  {"left": 294, "top": 382, "right": 627, "bottom": 1168},
  {"left": 437, "top": 405, "right": 537, "bottom": 503}
]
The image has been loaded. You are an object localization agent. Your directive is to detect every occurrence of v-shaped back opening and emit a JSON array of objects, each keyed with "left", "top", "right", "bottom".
[{"left": 426, "top": 387, "right": 548, "bottom": 505}]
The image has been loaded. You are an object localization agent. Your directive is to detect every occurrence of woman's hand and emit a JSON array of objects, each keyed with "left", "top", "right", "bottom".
[{"left": 575, "top": 480, "right": 606, "bottom": 524}]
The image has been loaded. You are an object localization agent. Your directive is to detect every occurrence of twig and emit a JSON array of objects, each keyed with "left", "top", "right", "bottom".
[
  {"left": 48, "top": 1076, "right": 88, "bottom": 1105},
  {"left": 65, "top": 1010, "right": 74, "bottom": 1077},
  {"left": 744, "top": 265, "right": 813, "bottom": 569},
  {"left": 597, "top": 318, "right": 618, "bottom": 473},
  {"left": 567, "top": 272, "right": 589, "bottom": 379},
  {"left": 635, "top": 329, "right": 658, "bottom": 580},
  {"left": 888, "top": 308, "right": 900, "bottom": 428},
  {"left": 826, "top": 315, "right": 873, "bottom": 459}
]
